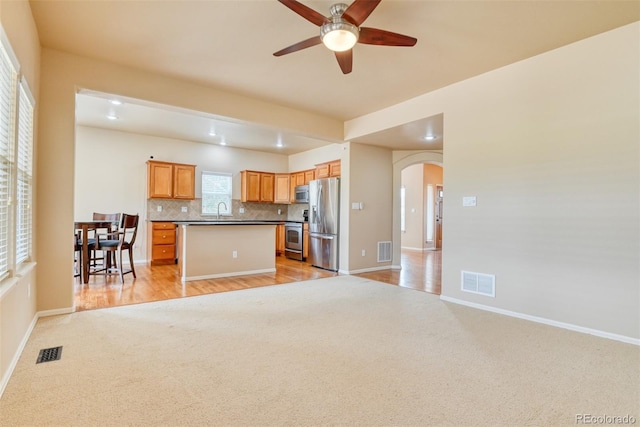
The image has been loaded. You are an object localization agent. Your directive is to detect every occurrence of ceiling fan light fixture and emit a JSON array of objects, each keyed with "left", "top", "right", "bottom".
[{"left": 321, "top": 21, "right": 359, "bottom": 52}]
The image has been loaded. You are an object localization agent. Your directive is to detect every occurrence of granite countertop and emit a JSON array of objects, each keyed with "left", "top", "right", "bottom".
[
  {"left": 172, "top": 220, "right": 287, "bottom": 226},
  {"left": 149, "top": 219, "right": 306, "bottom": 224}
]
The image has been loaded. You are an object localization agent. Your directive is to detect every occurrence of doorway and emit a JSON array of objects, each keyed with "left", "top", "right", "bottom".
[
  {"left": 398, "top": 162, "right": 443, "bottom": 294},
  {"left": 435, "top": 184, "right": 443, "bottom": 249}
]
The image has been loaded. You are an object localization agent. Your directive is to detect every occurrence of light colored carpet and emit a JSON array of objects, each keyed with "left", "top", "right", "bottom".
[{"left": 1, "top": 276, "right": 638, "bottom": 426}]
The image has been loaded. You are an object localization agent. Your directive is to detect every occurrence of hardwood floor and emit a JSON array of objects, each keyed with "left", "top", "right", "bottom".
[
  {"left": 353, "top": 249, "right": 441, "bottom": 294},
  {"left": 74, "top": 250, "right": 442, "bottom": 311}
]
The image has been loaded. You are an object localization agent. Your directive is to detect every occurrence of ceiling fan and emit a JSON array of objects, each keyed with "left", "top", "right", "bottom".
[{"left": 274, "top": 0, "right": 417, "bottom": 74}]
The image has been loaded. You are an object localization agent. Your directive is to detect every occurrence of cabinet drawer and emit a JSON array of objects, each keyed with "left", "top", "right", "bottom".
[
  {"left": 153, "top": 222, "right": 175, "bottom": 230},
  {"left": 152, "top": 244, "right": 176, "bottom": 260},
  {"left": 152, "top": 229, "right": 176, "bottom": 244}
]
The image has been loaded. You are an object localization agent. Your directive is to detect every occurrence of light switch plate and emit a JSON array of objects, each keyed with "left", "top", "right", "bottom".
[
  {"left": 463, "top": 196, "right": 477, "bottom": 207},
  {"left": 157, "top": 206, "right": 162, "bottom": 212}
]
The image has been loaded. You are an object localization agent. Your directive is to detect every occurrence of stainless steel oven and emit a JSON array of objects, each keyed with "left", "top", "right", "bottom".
[{"left": 284, "top": 222, "right": 303, "bottom": 260}]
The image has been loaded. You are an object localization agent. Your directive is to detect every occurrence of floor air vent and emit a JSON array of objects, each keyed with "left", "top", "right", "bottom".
[
  {"left": 36, "top": 346, "right": 63, "bottom": 364},
  {"left": 461, "top": 271, "right": 495, "bottom": 297},
  {"left": 377, "top": 241, "right": 392, "bottom": 262}
]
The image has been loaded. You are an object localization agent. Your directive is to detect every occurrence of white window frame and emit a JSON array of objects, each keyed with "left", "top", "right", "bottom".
[
  {"left": 201, "top": 171, "right": 232, "bottom": 216},
  {"left": 0, "top": 25, "right": 35, "bottom": 283}
]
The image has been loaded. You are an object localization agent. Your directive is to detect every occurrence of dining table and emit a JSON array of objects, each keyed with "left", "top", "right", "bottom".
[{"left": 74, "top": 220, "right": 113, "bottom": 284}]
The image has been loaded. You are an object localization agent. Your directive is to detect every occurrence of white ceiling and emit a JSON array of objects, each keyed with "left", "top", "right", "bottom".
[{"left": 32, "top": 0, "right": 638, "bottom": 155}]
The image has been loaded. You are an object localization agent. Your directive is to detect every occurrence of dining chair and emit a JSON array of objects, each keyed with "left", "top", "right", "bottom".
[
  {"left": 91, "top": 212, "right": 122, "bottom": 272},
  {"left": 74, "top": 231, "right": 86, "bottom": 278},
  {"left": 93, "top": 213, "right": 139, "bottom": 283}
]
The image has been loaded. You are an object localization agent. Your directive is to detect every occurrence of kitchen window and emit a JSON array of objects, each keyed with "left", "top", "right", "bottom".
[
  {"left": 0, "top": 26, "right": 35, "bottom": 280},
  {"left": 201, "top": 171, "right": 232, "bottom": 215}
]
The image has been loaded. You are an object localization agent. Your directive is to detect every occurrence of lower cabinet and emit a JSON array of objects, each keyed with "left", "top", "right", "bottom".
[
  {"left": 148, "top": 221, "right": 176, "bottom": 265},
  {"left": 276, "top": 223, "right": 285, "bottom": 256}
]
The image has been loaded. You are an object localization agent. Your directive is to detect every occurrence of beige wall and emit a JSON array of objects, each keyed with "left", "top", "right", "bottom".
[
  {"left": 0, "top": 0, "right": 40, "bottom": 394},
  {"left": 288, "top": 143, "right": 345, "bottom": 172},
  {"left": 401, "top": 164, "right": 424, "bottom": 250},
  {"left": 346, "top": 142, "right": 393, "bottom": 273},
  {"left": 347, "top": 23, "right": 640, "bottom": 340}
]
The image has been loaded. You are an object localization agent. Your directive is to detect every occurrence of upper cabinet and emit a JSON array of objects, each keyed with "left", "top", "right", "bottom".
[
  {"left": 241, "top": 170, "right": 275, "bottom": 203},
  {"left": 147, "top": 160, "right": 195, "bottom": 199},
  {"left": 274, "top": 174, "right": 291, "bottom": 204},
  {"left": 315, "top": 160, "right": 341, "bottom": 179}
]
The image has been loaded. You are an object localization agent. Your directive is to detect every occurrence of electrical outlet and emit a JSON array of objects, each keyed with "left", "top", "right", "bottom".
[
  {"left": 239, "top": 208, "right": 245, "bottom": 214},
  {"left": 157, "top": 205, "right": 162, "bottom": 212},
  {"left": 232, "top": 250, "right": 238, "bottom": 258},
  {"left": 181, "top": 206, "right": 187, "bottom": 212},
  {"left": 362, "top": 249, "right": 366, "bottom": 257}
]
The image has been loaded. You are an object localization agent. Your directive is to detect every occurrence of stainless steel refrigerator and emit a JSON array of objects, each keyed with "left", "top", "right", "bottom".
[{"left": 308, "top": 177, "right": 340, "bottom": 271}]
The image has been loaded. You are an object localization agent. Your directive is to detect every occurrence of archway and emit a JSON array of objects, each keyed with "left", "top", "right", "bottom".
[{"left": 392, "top": 152, "right": 444, "bottom": 268}]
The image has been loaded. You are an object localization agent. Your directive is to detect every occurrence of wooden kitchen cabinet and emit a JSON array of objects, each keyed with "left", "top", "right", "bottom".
[
  {"left": 293, "top": 172, "right": 305, "bottom": 186},
  {"left": 241, "top": 170, "right": 261, "bottom": 202},
  {"left": 260, "top": 173, "right": 274, "bottom": 202},
  {"left": 173, "top": 164, "right": 196, "bottom": 199},
  {"left": 304, "top": 169, "right": 315, "bottom": 184},
  {"left": 147, "top": 160, "right": 195, "bottom": 199},
  {"left": 241, "top": 170, "right": 275, "bottom": 203},
  {"left": 315, "top": 160, "right": 340, "bottom": 178},
  {"left": 276, "top": 223, "right": 285, "bottom": 256},
  {"left": 274, "top": 174, "right": 290, "bottom": 204},
  {"left": 148, "top": 221, "right": 177, "bottom": 265}
]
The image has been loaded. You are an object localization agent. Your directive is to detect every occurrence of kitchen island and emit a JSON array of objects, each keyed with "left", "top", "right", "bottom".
[{"left": 175, "top": 221, "right": 279, "bottom": 282}]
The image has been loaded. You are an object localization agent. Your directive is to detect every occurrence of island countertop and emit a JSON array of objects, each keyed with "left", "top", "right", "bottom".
[{"left": 173, "top": 220, "right": 286, "bottom": 226}]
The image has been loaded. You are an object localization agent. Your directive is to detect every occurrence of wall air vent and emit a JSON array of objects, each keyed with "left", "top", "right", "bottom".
[
  {"left": 377, "top": 241, "right": 392, "bottom": 262},
  {"left": 461, "top": 271, "right": 495, "bottom": 297}
]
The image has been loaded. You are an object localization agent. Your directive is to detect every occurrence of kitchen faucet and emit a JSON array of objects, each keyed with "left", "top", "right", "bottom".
[{"left": 217, "top": 201, "right": 227, "bottom": 220}]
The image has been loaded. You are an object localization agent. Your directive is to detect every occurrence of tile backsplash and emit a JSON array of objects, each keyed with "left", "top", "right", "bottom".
[{"left": 147, "top": 198, "right": 308, "bottom": 222}]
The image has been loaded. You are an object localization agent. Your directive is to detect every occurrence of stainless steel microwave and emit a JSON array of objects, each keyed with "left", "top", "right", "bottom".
[{"left": 294, "top": 185, "right": 309, "bottom": 203}]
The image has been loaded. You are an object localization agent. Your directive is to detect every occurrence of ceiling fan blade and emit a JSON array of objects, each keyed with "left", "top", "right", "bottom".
[
  {"left": 273, "top": 36, "right": 322, "bottom": 56},
  {"left": 335, "top": 50, "right": 353, "bottom": 74},
  {"left": 342, "top": 0, "right": 382, "bottom": 26},
  {"left": 358, "top": 27, "right": 417, "bottom": 46},
  {"left": 277, "top": 0, "right": 328, "bottom": 26}
]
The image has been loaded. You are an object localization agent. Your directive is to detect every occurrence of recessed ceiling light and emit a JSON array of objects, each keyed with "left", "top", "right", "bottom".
[
  {"left": 209, "top": 130, "right": 216, "bottom": 136},
  {"left": 109, "top": 99, "right": 122, "bottom": 105},
  {"left": 423, "top": 135, "right": 436, "bottom": 141},
  {"left": 106, "top": 114, "right": 119, "bottom": 120},
  {"left": 276, "top": 142, "right": 283, "bottom": 148}
]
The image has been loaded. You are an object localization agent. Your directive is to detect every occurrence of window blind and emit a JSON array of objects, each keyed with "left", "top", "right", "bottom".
[
  {"left": 16, "top": 80, "right": 34, "bottom": 263},
  {"left": 0, "top": 39, "right": 18, "bottom": 277}
]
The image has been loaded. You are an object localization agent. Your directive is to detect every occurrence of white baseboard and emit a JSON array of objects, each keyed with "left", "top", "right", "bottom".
[
  {"left": 346, "top": 265, "right": 394, "bottom": 274},
  {"left": 440, "top": 295, "right": 640, "bottom": 346},
  {"left": 181, "top": 268, "right": 276, "bottom": 282},
  {"left": 400, "top": 246, "right": 425, "bottom": 252},
  {"left": 0, "top": 313, "right": 38, "bottom": 398},
  {"left": 38, "top": 307, "right": 74, "bottom": 317}
]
